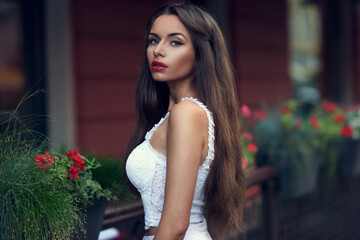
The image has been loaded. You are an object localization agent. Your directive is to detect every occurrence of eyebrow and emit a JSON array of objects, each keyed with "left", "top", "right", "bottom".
[{"left": 149, "top": 32, "right": 187, "bottom": 39}]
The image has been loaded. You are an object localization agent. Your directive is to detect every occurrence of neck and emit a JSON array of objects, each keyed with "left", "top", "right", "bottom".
[{"left": 167, "top": 79, "right": 197, "bottom": 111}]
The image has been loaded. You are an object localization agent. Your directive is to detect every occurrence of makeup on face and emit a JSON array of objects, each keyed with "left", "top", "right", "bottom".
[
  {"left": 146, "top": 15, "right": 195, "bottom": 83},
  {"left": 151, "top": 61, "right": 168, "bottom": 71}
]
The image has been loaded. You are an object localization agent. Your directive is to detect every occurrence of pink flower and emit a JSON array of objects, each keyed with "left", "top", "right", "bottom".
[
  {"left": 242, "top": 158, "right": 248, "bottom": 169},
  {"left": 243, "top": 132, "right": 253, "bottom": 141},
  {"left": 240, "top": 105, "right": 251, "bottom": 118}
]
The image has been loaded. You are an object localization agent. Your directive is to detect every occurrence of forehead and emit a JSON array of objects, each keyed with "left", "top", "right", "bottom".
[{"left": 150, "top": 14, "right": 190, "bottom": 37}]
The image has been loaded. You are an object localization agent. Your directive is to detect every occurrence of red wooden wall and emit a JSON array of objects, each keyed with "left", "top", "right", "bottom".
[
  {"left": 231, "top": 0, "right": 292, "bottom": 108},
  {"left": 71, "top": 0, "right": 291, "bottom": 157},
  {"left": 71, "top": 0, "right": 169, "bottom": 156},
  {"left": 357, "top": 3, "right": 360, "bottom": 102}
]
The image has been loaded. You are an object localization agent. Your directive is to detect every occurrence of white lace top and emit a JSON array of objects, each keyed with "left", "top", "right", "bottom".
[{"left": 126, "top": 97, "right": 215, "bottom": 230}]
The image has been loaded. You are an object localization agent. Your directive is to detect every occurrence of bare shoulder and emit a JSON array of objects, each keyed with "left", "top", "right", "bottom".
[
  {"left": 167, "top": 99, "right": 208, "bottom": 159},
  {"left": 168, "top": 99, "right": 208, "bottom": 128}
]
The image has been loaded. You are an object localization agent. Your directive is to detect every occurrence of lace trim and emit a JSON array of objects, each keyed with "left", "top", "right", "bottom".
[
  {"left": 149, "top": 162, "right": 165, "bottom": 214},
  {"left": 144, "top": 97, "right": 215, "bottom": 168},
  {"left": 146, "top": 140, "right": 166, "bottom": 162},
  {"left": 181, "top": 97, "right": 215, "bottom": 169},
  {"left": 145, "top": 112, "right": 170, "bottom": 140}
]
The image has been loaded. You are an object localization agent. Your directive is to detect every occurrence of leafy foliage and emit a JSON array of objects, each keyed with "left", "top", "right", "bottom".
[
  {"left": 89, "top": 154, "right": 137, "bottom": 205},
  {"left": 0, "top": 113, "right": 84, "bottom": 240}
]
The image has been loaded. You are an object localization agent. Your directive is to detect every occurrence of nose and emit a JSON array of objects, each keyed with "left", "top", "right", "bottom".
[{"left": 153, "top": 42, "right": 166, "bottom": 57}]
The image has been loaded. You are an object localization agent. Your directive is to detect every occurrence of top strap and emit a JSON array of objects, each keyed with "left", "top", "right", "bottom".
[
  {"left": 181, "top": 97, "right": 215, "bottom": 169},
  {"left": 144, "top": 97, "right": 215, "bottom": 169}
]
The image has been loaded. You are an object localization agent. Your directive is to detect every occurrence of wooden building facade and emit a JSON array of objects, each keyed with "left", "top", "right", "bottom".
[
  {"left": 68, "top": 0, "right": 292, "bottom": 156},
  {"left": 1, "top": 0, "right": 359, "bottom": 157}
]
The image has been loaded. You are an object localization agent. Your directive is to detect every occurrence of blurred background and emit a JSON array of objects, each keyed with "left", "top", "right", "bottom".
[{"left": 1, "top": 0, "right": 360, "bottom": 239}]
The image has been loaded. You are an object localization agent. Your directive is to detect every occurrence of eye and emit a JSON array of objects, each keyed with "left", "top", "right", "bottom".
[
  {"left": 171, "top": 40, "right": 184, "bottom": 47},
  {"left": 148, "top": 38, "right": 159, "bottom": 45}
]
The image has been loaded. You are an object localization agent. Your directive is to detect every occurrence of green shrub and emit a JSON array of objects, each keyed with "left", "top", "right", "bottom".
[{"left": 0, "top": 113, "right": 84, "bottom": 239}]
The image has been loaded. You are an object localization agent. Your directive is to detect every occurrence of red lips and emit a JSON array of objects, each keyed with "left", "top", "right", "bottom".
[{"left": 151, "top": 61, "right": 168, "bottom": 71}]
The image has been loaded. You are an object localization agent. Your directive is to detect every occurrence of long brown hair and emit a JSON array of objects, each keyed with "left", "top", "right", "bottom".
[{"left": 124, "top": 2, "right": 246, "bottom": 238}]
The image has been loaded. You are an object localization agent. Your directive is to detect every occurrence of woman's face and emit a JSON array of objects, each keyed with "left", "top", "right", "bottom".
[{"left": 147, "top": 14, "right": 195, "bottom": 83}]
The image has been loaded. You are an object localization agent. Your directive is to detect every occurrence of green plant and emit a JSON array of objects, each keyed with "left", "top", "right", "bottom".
[
  {"left": 0, "top": 113, "right": 84, "bottom": 239},
  {"left": 255, "top": 99, "right": 355, "bottom": 182},
  {"left": 253, "top": 102, "right": 320, "bottom": 198},
  {"left": 87, "top": 154, "right": 137, "bottom": 205},
  {"left": 0, "top": 92, "right": 115, "bottom": 239},
  {"left": 254, "top": 104, "right": 317, "bottom": 166},
  {"left": 34, "top": 149, "right": 116, "bottom": 208},
  {"left": 308, "top": 100, "right": 354, "bottom": 146}
]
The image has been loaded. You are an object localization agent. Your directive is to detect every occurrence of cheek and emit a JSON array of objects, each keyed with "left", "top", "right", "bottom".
[{"left": 175, "top": 51, "right": 195, "bottom": 71}]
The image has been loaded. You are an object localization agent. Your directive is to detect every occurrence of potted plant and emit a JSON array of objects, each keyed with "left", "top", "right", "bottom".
[
  {"left": 254, "top": 99, "right": 320, "bottom": 199},
  {"left": 87, "top": 154, "right": 137, "bottom": 205},
  {"left": 47, "top": 148, "right": 116, "bottom": 240},
  {"left": 338, "top": 104, "right": 360, "bottom": 177},
  {"left": 307, "top": 100, "right": 355, "bottom": 182},
  {"left": 86, "top": 154, "right": 142, "bottom": 237},
  {"left": 254, "top": 98, "right": 357, "bottom": 198},
  {"left": 0, "top": 109, "right": 115, "bottom": 239}
]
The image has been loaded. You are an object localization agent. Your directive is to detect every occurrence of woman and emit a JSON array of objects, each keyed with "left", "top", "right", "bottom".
[{"left": 125, "top": 2, "right": 246, "bottom": 239}]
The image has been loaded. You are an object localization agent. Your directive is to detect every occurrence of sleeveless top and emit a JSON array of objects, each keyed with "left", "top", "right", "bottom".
[{"left": 126, "top": 97, "right": 215, "bottom": 230}]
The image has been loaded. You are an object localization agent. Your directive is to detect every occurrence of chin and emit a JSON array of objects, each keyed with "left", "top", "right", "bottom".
[{"left": 151, "top": 74, "right": 169, "bottom": 83}]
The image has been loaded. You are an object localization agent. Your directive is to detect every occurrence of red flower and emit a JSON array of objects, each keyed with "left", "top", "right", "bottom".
[
  {"left": 322, "top": 100, "right": 337, "bottom": 113},
  {"left": 67, "top": 165, "right": 80, "bottom": 180},
  {"left": 341, "top": 125, "right": 353, "bottom": 138},
  {"left": 66, "top": 149, "right": 80, "bottom": 161},
  {"left": 34, "top": 153, "right": 54, "bottom": 169},
  {"left": 333, "top": 114, "right": 346, "bottom": 123},
  {"left": 243, "top": 132, "right": 253, "bottom": 141},
  {"left": 247, "top": 142, "right": 258, "bottom": 152},
  {"left": 254, "top": 110, "right": 267, "bottom": 120},
  {"left": 281, "top": 106, "right": 292, "bottom": 115},
  {"left": 66, "top": 149, "right": 85, "bottom": 171},
  {"left": 295, "top": 119, "right": 302, "bottom": 130},
  {"left": 74, "top": 160, "right": 86, "bottom": 171},
  {"left": 310, "top": 114, "right": 319, "bottom": 129},
  {"left": 240, "top": 105, "right": 251, "bottom": 118}
]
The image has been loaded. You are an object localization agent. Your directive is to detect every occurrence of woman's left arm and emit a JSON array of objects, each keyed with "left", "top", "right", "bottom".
[{"left": 154, "top": 102, "right": 208, "bottom": 240}]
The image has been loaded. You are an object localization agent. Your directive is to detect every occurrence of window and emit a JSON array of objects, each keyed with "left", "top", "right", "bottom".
[
  {"left": 0, "top": 0, "right": 46, "bottom": 134},
  {"left": 0, "top": 0, "right": 25, "bottom": 111},
  {"left": 288, "top": 0, "right": 322, "bottom": 103}
]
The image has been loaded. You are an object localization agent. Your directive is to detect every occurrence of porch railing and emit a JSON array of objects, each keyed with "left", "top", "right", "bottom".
[{"left": 101, "top": 167, "right": 360, "bottom": 240}]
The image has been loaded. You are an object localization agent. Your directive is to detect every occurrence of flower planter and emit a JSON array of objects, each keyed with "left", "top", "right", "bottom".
[
  {"left": 338, "top": 139, "right": 360, "bottom": 178},
  {"left": 276, "top": 156, "right": 319, "bottom": 200},
  {"left": 75, "top": 199, "right": 107, "bottom": 240},
  {"left": 319, "top": 146, "right": 339, "bottom": 184}
]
